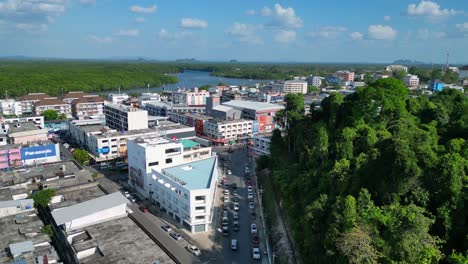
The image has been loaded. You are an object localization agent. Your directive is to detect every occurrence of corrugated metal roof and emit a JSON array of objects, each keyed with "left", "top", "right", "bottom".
[
  {"left": 9, "top": 241, "right": 34, "bottom": 256},
  {"left": 51, "top": 192, "right": 128, "bottom": 225}
]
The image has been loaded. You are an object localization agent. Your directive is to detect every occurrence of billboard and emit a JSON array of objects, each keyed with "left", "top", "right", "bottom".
[
  {"left": 252, "top": 120, "right": 259, "bottom": 133},
  {"left": 21, "top": 144, "right": 57, "bottom": 161},
  {"left": 195, "top": 119, "right": 204, "bottom": 135}
]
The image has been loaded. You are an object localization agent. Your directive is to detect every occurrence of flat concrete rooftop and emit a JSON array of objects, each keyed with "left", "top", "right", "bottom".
[{"left": 163, "top": 156, "right": 216, "bottom": 190}]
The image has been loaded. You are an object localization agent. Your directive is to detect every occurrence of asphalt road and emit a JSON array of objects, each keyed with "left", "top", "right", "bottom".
[{"left": 217, "top": 146, "right": 268, "bottom": 264}]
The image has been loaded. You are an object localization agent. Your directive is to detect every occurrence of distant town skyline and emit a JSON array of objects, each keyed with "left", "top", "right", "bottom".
[{"left": 1, "top": 0, "right": 468, "bottom": 63}]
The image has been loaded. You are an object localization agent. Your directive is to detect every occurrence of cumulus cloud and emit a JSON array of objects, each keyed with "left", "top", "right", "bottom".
[
  {"left": 79, "top": 0, "right": 96, "bottom": 6},
  {"left": 88, "top": 35, "right": 113, "bottom": 44},
  {"left": 349, "top": 31, "right": 363, "bottom": 40},
  {"left": 308, "top": 26, "right": 347, "bottom": 39},
  {"left": 274, "top": 30, "right": 296, "bottom": 43},
  {"left": 158, "top": 28, "right": 193, "bottom": 42},
  {"left": 225, "top": 22, "right": 263, "bottom": 45},
  {"left": 368, "top": 25, "right": 397, "bottom": 40},
  {"left": 179, "top": 18, "right": 208, "bottom": 29},
  {"left": 260, "top": 6, "right": 272, "bottom": 16},
  {"left": 135, "top": 17, "right": 145, "bottom": 23},
  {"left": 407, "top": 1, "right": 460, "bottom": 19},
  {"left": 384, "top": 15, "right": 391, "bottom": 21},
  {"left": 0, "top": 0, "right": 67, "bottom": 31},
  {"left": 245, "top": 9, "right": 255, "bottom": 16},
  {"left": 129, "top": 4, "right": 157, "bottom": 14},
  {"left": 115, "top": 29, "right": 139, "bottom": 37},
  {"left": 269, "top": 4, "right": 303, "bottom": 29},
  {"left": 456, "top": 22, "right": 468, "bottom": 32}
]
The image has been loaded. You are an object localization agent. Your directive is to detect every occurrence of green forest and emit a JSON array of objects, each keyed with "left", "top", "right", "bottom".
[
  {"left": 260, "top": 79, "right": 468, "bottom": 263},
  {"left": 0, "top": 61, "right": 179, "bottom": 97}
]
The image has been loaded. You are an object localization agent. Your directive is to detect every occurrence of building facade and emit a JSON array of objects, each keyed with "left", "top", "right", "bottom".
[
  {"left": 72, "top": 95, "right": 105, "bottom": 119},
  {"left": 18, "top": 93, "right": 51, "bottom": 115},
  {"left": 335, "top": 71, "right": 355, "bottom": 82},
  {"left": 145, "top": 101, "right": 206, "bottom": 118},
  {"left": 282, "top": 80, "right": 308, "bottom": 94},
  {"left": 306, "top": 76, "right": 322, "bottom": 87},
  {"left": 173, "top": 88, "right": 210, "bottom": 106},
  {"left": 0, "top": 99, "right": 22, "bottom": 116},
  {"left": 35, "top": 98, "right": 72, "bottom": 118},
  {"left": 249, "top": 134, "right": 271, "bottom": 156},
  {"left": 403, "top": 74, "right": 420, "bottom": 87},
  {"left": 385, "top": 65, "right": 408, "bottom": 72},
  {"left": 203, "top": 119, "right": 253, "bottom": 142},
  {"left": 104, "top": 104, "right": 148, "bottom": 131}
]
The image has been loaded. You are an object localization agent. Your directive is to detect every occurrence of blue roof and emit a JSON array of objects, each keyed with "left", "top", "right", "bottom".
[{"left": 163, "top": 157, "right": 216, "bottom": 190}]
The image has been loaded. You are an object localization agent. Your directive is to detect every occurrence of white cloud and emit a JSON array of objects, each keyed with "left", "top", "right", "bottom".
[
  {"left": 179, "top": 18, "right": 208, "bottom": 29},
  {"left": 245, "top": 9, "right": 255, "bottom": 16},
  {"left": 260, "top": 6, "right": 271, "bottom": 16},
  {"left": 16, "top": 23, "right": 47, "bottom": 32},
  {"left": 368, "top": 25, "right": 397, "bottom": 40},
  {"left": 269, "top": 4, "right": 303, "bottom": 29},
  {"left": 158, "top": 28, "right": 193, "bottom": 42},
  {"left": 274, "top": 30, "right": 296, "bottom": 43},
  {"left": 407, "top": 1, "right": 460, "bottom": 19},
  {"left": 225, "top": 22, "right": 263, "bottom": 45},
  {"left": 308, "top": 26, "right": 347, "bottom": 39},
  {"left": 135, "top": 17, "right": 145, "bottom": 23},
  {"left": 115, "top": 29, "right": 139, "bottom": 37},
  {"left": 456, "top": 22, "right": 468, "bottom": 32},
  {"left": 129, "top": 4, "right": 157, "bottom": 14},
  {"left": 88, "top": 35, "right": 113, "bottom": 44},
  {"left": 415, "top": 28, "right": 445, "bottom": 39},
  {"left": 350, "top": 31, "right": 363, "bottom": 40},
  {"left": 79, "top": 0, "right": 96, "bottom": 6},
  {"left": 384, "top": 15, "right": 391, "bottom": 21}
]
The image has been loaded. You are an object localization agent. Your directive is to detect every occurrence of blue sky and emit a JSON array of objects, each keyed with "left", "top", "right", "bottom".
[{"left": 1, "top": 0, "right": 468, "bottom": 63}]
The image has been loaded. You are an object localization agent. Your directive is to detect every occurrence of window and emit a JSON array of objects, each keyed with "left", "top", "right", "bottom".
[
  {"left": 148, "top": 161, "right": 159, "bottom": 166},
  {"left": 166, "top": 158, "right": 172, "bottom": 164},
  {"left": 102, "top": 140, "right": 108, "bottom": 143},
  {"left": 195, "top": 216, "right": 205, "bottom": 220},
  {"left": 195, "top": 196, "right": 205, "bottom": 201},
  {"left": 195, "top": 206, "right": 205, "bottom": 211}
]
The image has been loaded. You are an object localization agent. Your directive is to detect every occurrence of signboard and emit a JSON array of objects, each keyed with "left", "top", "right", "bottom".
[
  {"left": 98, "top": 146, "right": 110, "bottom": 154},
  {"left": 21, "top": 144, "right": 57, "bottom": 161},
  {"left": 195, "top": 119, "right": 204, "bottom": 135},
  {"left": 252, "top": 120, "right": 259, "bottom": 133}
]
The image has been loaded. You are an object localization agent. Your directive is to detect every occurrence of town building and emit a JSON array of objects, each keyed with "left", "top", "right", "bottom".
[
  {"left": 335, "top": 71, "right": 355, "bottom": 82},
  {"left": 430, "top": 79, "right": 445, "bottom": 91},
  {"left": 104, "top": 103, "right": 148, "bottom": 131},
  {"left": 1, "top": 115, "right": 44, "bottom": 127},
  {"left": 282, "top": 80, "right": 308, "bottom": 94},
  {"left": 62, "top": 91, "right": 88, "bottom": 104},
  {"left": 139, "top": 92, "right": 161, "bottom": 108},
  {"left": 385, "top": 65, "right": 408, "bottom": 72},
  {"left": 203, "top": 119, "right": 253, "bottom": 143},
  {"left": 18, "top": 93, "right": 51, "bottom": 115},
  {"left": 170, "top": 112, "right": 212, "bottom": 135},
  {"left": 205, "top": 95, "right": 242, "bottom": 121},
  {"left": 107, "top": 93, "right": 129, "bottom": 103},
  {"left": 71, "top": 94, "right": 105, "bottom": 119},
  {"left": 144, "top": 101, "right": 206, "bottom": 118},
  {"left": 459, "top": 65, "right": 468, "bottom": 80},
  {"left": 1, "top": 120, "right": 48, "bottom": 145},
  {"left": 35, "top": 97, "right": 72, "bottom": 118},
  {"left": 403, "top": 74, "right": 420, "bottom": 87},
  {"left": 0, "top": 99, "right": 22, "bottom": 116},
  {"left": 306, "top": 75, "right": 322, "bottom": 87},
  {"left": 173, "top": 87, "right": 210, "bottom": 106},
  {"left": 221, "top": 100, "right": 284, "bottom": 132},
  {"left": 249, "top": 134, "right": 271, "bottom": 156}
]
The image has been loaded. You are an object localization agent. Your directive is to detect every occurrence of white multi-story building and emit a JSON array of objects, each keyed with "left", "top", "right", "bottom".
[
  {"left": 203, "top": 119, "right": 253, "bottom": 141},
  {"left": 104, "top": 103, "right": 148, "bottom": 131},
  {"left": 108, "top": 93, "right": 129, "bottom": 104},
  {"left": 385, "top": 65, "right": 408, "bottom": 73},
  {"left": 127, "top": 136, "right": 217, "bottom": 232},
  {"left": 72, "top": 95, "right": 105, "bottom": 119},
  {"left": 0, "top": 99, "right": 22, "bottom": 116},
  {"left": 282, "top": 80, "right": 308, "bottom": 94},
  {"left": 250, "top": 134, "right": 271, "bottom": 156},
  {"left": 35, "top": 97, "right": 72, "bottom": 118},
  {"left": 306, "top": 76, "right": 322, "bottom": 88},
  {"left": 403, "top": 74, "right": 420, "bottom": 87},
  {"left": 145, "top": 101, "right": 205, "bottom": 118},
  {"left": 18, "top": 93, "right": 51, "bottom": 115},
  {"left": 173, "top": 87, "right": 210, "bottom": 106}
]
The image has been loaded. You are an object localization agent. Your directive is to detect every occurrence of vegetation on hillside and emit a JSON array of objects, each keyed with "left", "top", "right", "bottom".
[{"left": 261, "top": 79, "right": 468, "bottom": 263}]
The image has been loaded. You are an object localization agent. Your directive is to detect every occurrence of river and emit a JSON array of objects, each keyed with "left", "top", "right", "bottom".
[{"left": 101, "top": 70, "right": 271, "bottom": 95}]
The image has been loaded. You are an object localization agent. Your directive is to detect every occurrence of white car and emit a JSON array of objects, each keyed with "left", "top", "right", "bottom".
[
  {"left": 248, "top": 192, "right": 254, "bottom": 200},
  {"left": 186, "top": 245, "right": 202, "bottom": 256},
  {"left": 252, "top": 247, "right": 261, "bottom": 260},
  {"left": 233, "top": 212, "right": 239, "bottom": 220},
  {"left": 247, "top": 186, "right": 253, "bottom": 192},
  {"left": 233, "top": 202, "right": 240, "bottom": 211},
  {"left": 224, "top": 195, "right": 230, "bottom": 203},
  {"left": 223, "top": 210, "right": 229, "bottom": 218},
  {"left": 222, "top": 216, "right": 229, "bottom": 226},
  {"left": 249, "top": 201, "right": 255, "bottom": 210},
  {"left": 251, "top": 223, "right": 257, "bottom": 234},
  {"left": 227, "top": 169, "right": 232, "bottom": 175},
  {"left": 224, "top": 189, "right": 230, "bottom": 195}
]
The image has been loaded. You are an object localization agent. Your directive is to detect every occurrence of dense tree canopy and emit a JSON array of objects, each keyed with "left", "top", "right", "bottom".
[{"left": 266, "top": 78, "right": 468, "bottom": 263}]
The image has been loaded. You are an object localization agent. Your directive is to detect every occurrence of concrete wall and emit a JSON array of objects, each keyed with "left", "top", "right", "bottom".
[{"left": 62, "top": 203, "right": 127, "bottom": 231}]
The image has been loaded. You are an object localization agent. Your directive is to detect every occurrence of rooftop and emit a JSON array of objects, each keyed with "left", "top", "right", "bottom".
[
  {"left": 181, "top": 139, "right": 199, "bottom": 149},
  {"left": 207, "top": 118, "right": 252, "bottom": 125},
  {"left": 52, "top": 192, "right": 129, "bottom": 226},
  {"left": 36, "top": 97, "right": 68, "bottom": 107},
  {"left": 105, "top": 103, "right": 145, "bottom": 112},
  {"left": 63, "top": 91, "right": 88, "bottom": 99},
  {"left": 6, "top": 121, "right": 44, "bottom": 134},
  {"left": 74, "top": 95, "right": 105, "bottom": 104},
  {"left": 222, "top": 100, "right": 284, "bottom": 112},
  {"left": 19, "top": 93, "right": 50, "bottom": 101},
  {"left": 163, "top": 156, "right": 216, "bottom": 190},
  {"left": 182, "top": 113, "right": 212, "bottom": 120},
  {"left": 212, "top": 105, "right": 234, "bottom": 112}
]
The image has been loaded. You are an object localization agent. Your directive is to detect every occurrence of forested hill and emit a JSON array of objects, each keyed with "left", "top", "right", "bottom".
[
  {"left": 264, "top": 78, "right": 468, "bottom": 263},
  {"left": 0, "top": 61, "right": 179, "bottom": 97}
]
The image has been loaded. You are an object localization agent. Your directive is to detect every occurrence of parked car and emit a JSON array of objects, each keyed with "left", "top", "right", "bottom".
[
  {"left": 127, "top": 196, "right": 136, "bottom": 203},
  {"left": 246, "top": 179, "right": 252, "bottom": 186},
  {"left": 227, "top": 169, "right": 232, "bottom": 175},
  {"left": 248, "top": 192, "right": 254, "bottom": 200},
  {"left": 232, "top": 190, "right": 238, "bottom": 196},
  {"left": 247, "top": 186, "right": 253, "bottom": 192},
  {"left": 232, "top": 196, "right": 239, "bottom": 202},
  {"left": 186, "top": 245, "right": 202, "bottom": 256},
  {"left": 161, "top": 225, "right": 172, "bottom": 232},
  {"left": 233, "top": 202, "right": 240, "bottom": 211},
  {"left": 252, "top": 247, "right": 261, "bottom": 260},
  {"left": 222, "top": 226, "right": 229, "bottom": 236},
  {"left": 223, "top": 195, "right": 230, "bottom": 203},
  {"left": 252, "top": 235, "right": 260, "bottom": 245},
  {"left": 231, "top": 239, "right": 238, "bottom": 251},
  {"left": 249, "top": 201, "right": 255, "bottom": 210},
  {"left": 251, "top": 223, "right": 257, "bottom": 234},
  {"left": 170, "top": 232, "right": 182, "bottom": 240},
  {"left": 224, "top": 189, "right": 230, "bottom": 195},
  {"left": 250, "top": 212, "right": 257, "bottom": 220},
  {"left": 233, "top": 221, "right": 240, "bottom": 232},
  {"left": 223, "top": 210, "right": 229, "bottom": 218},
  {"left": 222, "top": 216, "right": 229, "bottom": 226}
]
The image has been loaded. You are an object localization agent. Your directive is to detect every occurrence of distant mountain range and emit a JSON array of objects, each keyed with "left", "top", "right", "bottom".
[{"left": 392, "top": 59, "right": 427, "bottom": 65}]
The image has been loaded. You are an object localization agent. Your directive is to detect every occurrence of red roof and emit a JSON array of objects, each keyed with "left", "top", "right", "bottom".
[
  {"left": 19, "top": 93, "right": 51, "bottom": 101},
  {"left": 36, "top": 98, "right": 68, "bottom": 106}
]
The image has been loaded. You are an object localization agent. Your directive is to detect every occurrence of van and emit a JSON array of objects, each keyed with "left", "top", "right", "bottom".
[{"left": 231, "top": 239, "right": 238, "bottom": 251}]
